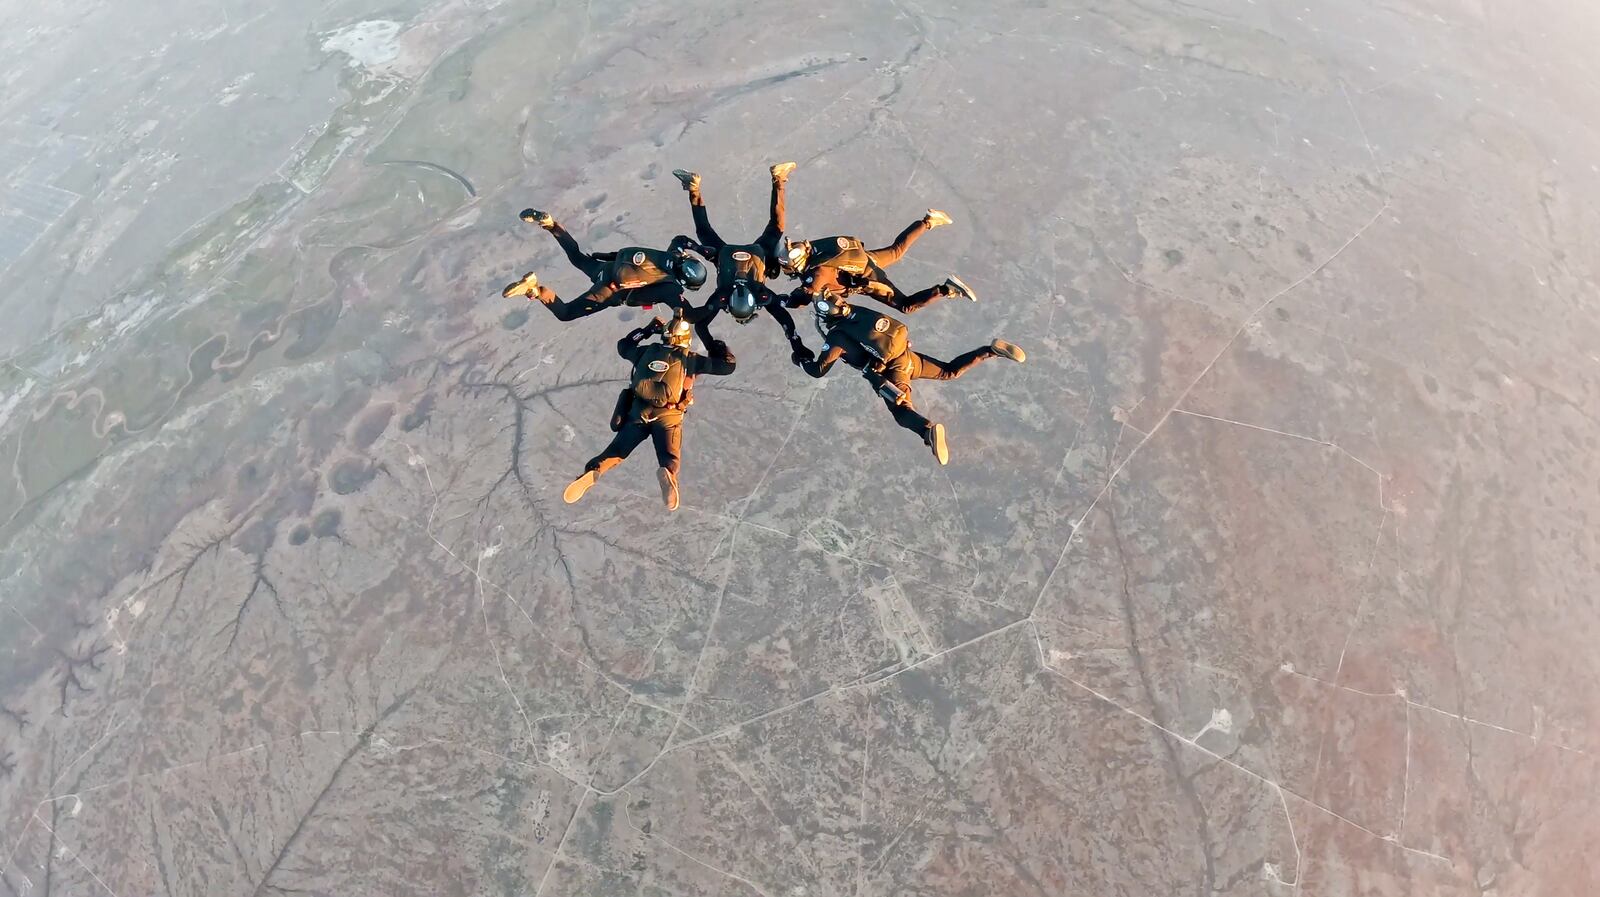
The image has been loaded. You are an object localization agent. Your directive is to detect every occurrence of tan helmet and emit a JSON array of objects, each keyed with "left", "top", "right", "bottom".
[
  {"left": 781, "top": 237, "right": 811, "bottom": 274},
  {"left": 664, "top": 311, "right": 694, "bottom": 347}
]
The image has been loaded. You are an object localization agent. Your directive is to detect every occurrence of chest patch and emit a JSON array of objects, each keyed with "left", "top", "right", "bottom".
[
  {"left": 732, "top": 250, "right": 752, "bottom": 261},
  {"left": 647, "top": 360, "right": 671, "bottom": 373},
  {"left": 632, "top": 251, "right": 646, "bottom": 265},
  {"left": 874, "top": 318, "right": 890, "bottom": 332}
]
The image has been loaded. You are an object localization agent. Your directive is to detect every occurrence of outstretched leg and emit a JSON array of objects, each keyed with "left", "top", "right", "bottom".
[
  {"left": 883, "top": 395, "right": 931, "bottom": 435},
  {"left": 588, "top": 422, "right": 650, "bottom": 473},
  {"left": 565, "top": 420, "right": 649, "bottom": 503},
  {"left": 674, "top": 171, "right": 725, "bottom": 248},
  {"left": 541, "top": 281, "right": 684, "bottom": 321},
  {"left": 532, "top": 282, "right": 621, "bottom": 322},
  {"left": 860, "top": 273, "right": 958, "bottom": 314},
  {"left": 756, "top": 162, "right": 794, "bottom": 261},
  {"left": 622, "top": 281, "right": 689, "bottom": 311},
  {"left": 534, "top": 216, "right": 611, "bottom": 281},
  {"left": 650, "top": 420, "right": 684, "bottom": 511},
  {"left": 909, "top": 347, "right": 996, "bottom": 381},
  {"left": 865, "top": 210, "right": 950, "bottom": 268},
  {"left": 855, "top": 209, "right": 966, "bottom": 312},
  {"left": 881, "top": 393, "right": 948, "bottom": 464},
  {"left": 866, "top": 219, "right": 928, "bottom": 269},
  {"left": 650, "top": 420, "right": 683, "bottom": 475},
  {"left": 877, "top": 360, "right": 949, "bottom": 464}
]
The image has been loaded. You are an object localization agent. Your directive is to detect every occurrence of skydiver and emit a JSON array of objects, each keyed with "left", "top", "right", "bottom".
[
  {"left": 792, "top": 296, "right": 1025, "bottom": 465},
  {"left": 562, "top": 312, "right": 736, "bottom": 511},
  {"left": 668, "top": 161, "right": 810, "bottom": 357},
  {"left": 501, "top": 210, "right": 707, "bottom": 321},
  {"left": 779, "top": 208, "right": 977, "bottom": 312}
]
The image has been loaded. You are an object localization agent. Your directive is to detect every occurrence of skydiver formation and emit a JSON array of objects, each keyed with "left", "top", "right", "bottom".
[{"left": 501, "top": 162, "right": 1027, "bottom": 510}]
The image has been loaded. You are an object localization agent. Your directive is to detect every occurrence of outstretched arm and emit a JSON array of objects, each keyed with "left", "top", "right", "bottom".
[
  {"left": 691, "top": 339, "right": 737, "bottom": 376},
  {"left": 783, "top": 284, "right": 817, "bottom": 308},
  {"left": 800, "top": 343, "right": 844, "bottom": 379},
  {"left": 764, "top": 301, "right": 806, "bottom": 344},
  {"left": 668, "top": 234, "right": 716, "bottom": 261},
  {"left": 616, "top": 322, "right": 656, "bottom": 361}
]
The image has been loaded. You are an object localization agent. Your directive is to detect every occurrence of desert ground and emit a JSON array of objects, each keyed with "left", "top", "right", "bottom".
[{"left": 2, "top": 0, "right": 1599, "bottom": 894}]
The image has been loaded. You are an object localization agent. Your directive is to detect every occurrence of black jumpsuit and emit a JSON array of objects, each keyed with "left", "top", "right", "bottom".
[
  {"left": 676, "top": 173, "right": 804, "bottom": 348},
  {"left": 536, "top": 223, "right": 688, "bottom": 321},
  {"left": 585, "top": 326, "right": 736, "bottom": 476},
  {"left": 799, "top": 333, "right": 998, "bottom": 436},
  {"left": 784, "top": 218, "right": 956, "bottom": 312}
]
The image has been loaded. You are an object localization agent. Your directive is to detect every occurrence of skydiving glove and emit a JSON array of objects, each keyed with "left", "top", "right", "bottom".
[{"left": 789, "top": 341, "right": 814, "bottom": 366}]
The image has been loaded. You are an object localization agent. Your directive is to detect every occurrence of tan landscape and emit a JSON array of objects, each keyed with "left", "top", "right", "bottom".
[{"left": 1, "top": 0, "right": 1598, "bottom": 894}]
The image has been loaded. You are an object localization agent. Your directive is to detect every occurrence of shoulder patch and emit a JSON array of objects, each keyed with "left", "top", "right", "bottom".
[
  {"left": 873, "top": 317, "right": 890, "bottom": 332},
  {"left": 647, "top": 359, "right": 671, "bottom": 373},
  {"left": 632, "top": 251, "right": 646, "bottom": 265},
  {"left": 732, "top": 250, "right": 752, "bottom": 261}
]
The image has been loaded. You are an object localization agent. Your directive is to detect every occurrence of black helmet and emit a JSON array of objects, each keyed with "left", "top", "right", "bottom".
[
  {"left": 813, "top": 294, "right": 851, "bottom": 319},
  {"left": 812, "top": 294, "right": 850, "bottom": 336},
  {"left": 728, "top": 282, "right": 759, "bottom": 323},
  {"left": 673, "top": 256, "right": 707, "bottom": 290}
]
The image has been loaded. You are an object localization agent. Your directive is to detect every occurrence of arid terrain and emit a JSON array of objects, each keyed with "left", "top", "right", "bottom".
[{"left": 2, "top": 0, "right": 1599, "bottom": 894}]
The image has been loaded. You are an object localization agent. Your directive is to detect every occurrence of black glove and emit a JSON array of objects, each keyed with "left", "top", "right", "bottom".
[{"left": 791, "top": 347, "right": 813, "bottom": 366}]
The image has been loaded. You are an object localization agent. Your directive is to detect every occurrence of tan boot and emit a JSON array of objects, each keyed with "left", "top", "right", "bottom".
[
  {"left": 925, "top": 423, "right": 949, "bottom": 466},
  {"left": 924, "top": 209, "right": 953, "bottom": 228},
  {"left": 519, "top": 208, "right": 555, "bottom": 228},
  {"left": 657, "top": 468, "right": 680, "bottom": 511},
  {"left": 770, "top": 161, "right": 797, "bottom": 181},
  {"left": 944, "top": 275, "right": 977, "bottom": 302},
  {"left": 671, "top": 170, "right": 701, "bottom": 192},
  {"left": 990, "top": 339, "right": 1026, "bottom": 363},
  {"left": 501, "top": 271, "right": 539, "bottom": 299},
  {"left": 563, "top": 470, "right": 598, "bottom": 504}
]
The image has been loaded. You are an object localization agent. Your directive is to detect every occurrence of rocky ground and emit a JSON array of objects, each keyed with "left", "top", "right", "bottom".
[{"left": 1, "top": 0, "right": 1598, "bottom": 894}]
